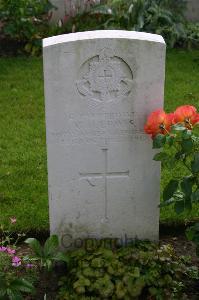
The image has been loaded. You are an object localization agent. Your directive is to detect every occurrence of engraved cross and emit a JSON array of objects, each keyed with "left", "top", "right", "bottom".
[
  {"left": 98, "top": 69, "right": 113, "bottom": 80},
  {"left": 79, "top": 149, "right": 129, "bottom": 220},
  {"left": 97, "top": 67, "right": 115, "bottom": 97}
]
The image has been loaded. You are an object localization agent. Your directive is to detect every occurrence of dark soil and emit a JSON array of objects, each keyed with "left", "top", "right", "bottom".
[
  {"left": 161, "top": 235, "right": 199, "bottom": 300},
  {"left": 0, "top": 37, "right": 26, "bottom": 57},
  {"left": 161, "top": 235, "right": 199, "bottom": 266}
]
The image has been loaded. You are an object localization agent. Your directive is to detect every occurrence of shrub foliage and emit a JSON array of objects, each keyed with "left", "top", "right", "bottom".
[
  {"left": 66, "top": 0, "right": 198, "bottom": 49},
  {"left": 57, "top": 241, "right": 195, "bottom": 299},
  {"left": 0, "top": 0, "right": 54, "bottom": 55}
]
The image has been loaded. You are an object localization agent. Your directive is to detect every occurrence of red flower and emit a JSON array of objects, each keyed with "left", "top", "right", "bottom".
[
  {"left": 174, "top": 105, "right": 198, "bottom": 128},
  {"left": 167, "top": 112, "right": 175, "bottom": 125},
  {"left": 144, "top": 109, "right": 172, "bottom": 138},
  {"left": 192, "top": 113, "right": 199, "bottom": 126}
]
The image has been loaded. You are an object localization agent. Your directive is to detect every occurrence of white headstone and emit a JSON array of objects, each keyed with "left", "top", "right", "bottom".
[{"left": 43, "top": 30, "right": 166, "bottom": 247}]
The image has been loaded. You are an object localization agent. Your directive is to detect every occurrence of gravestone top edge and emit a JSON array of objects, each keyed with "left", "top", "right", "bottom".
[{"left": 43, "top": 30, "right": 165, "bottom": 48}]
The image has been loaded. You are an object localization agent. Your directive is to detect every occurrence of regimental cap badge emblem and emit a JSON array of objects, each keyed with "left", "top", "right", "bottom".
[{"left": 76, "top": 48, "right": 133, "bottom": 103}]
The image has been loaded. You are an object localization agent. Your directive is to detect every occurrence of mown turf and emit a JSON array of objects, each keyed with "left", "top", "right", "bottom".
[
  {"left": 0, "top": 58, "right": 48, "bottom": 231},
  {"left": 0, "top": 49, "right": 199, "bottom": 231}
]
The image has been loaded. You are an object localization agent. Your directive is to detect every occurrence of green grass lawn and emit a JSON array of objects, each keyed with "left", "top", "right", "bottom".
[{"left": 0, "top": 49, "right": 199, "bottom": 231}]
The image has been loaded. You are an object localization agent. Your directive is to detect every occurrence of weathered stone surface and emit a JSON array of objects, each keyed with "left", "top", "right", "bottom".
[
  {"left": 186, "top": 0, "right": 199, "bottom": 22},
  {"left": 50, "top": 0, "right": 100, "bottom": 22},
  {"left": 43, "top": 30, "right": 166, "bottom": 247}
]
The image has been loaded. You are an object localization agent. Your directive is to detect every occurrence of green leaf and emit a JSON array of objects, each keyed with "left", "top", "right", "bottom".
[
  {"left": 175, "top": 151, "right": 185, "bottom": 160},
  {"left": 53, "top": 252, "right": 70, "bottom": 264},
  {"left": 153, "top": 152, "right": 176, "bottom": 169},
  {"left": 165, "top": 157, "right": 177, "bottom": 170},
  {"left": 192, "top": 135, "right": 199, "bottom": 143},
  {"left": 163, "top": 180, "right": 179, "bottom": 202},
  {"left": 149, "top": 287, "right": 159, "bottom": 296},
  {"left": 153, "top": 134, "right": 166, "bottom": 149},
  {"left": 74, "top": 277, "right": 91, "bottom": 289},
  {"left": 193, "top": 223, "right": 199, "bottom": 231},
  {"left": 166, "top": 135, "right": 174, "bottom": 146},
  {"left": 171, "top": 124, "right": 186, "bottom": 132},
  {"left": 91, "top": 257, "right": 104, "bottom": 268},
  {"left": 191, "top": 190, "right": 199, "bottom": 202},
  {"left": 159, "top": 198, "right": 175, "bottom": 207},
  {"left": 174, "top": 200, "right": 184, "bottom": 214},
  {"left": 115, "top": 281, "right": 126, "bottom": 299},
  {"left": 192, "top": 125, "right": 199, "bottom": 135},
  {"left": 6, "top": 289, "right": 23, "bottom": 300},
  {"left": 24, "top": 238, "right": 43, "bottom": 257},
  {"left": 186, "top": 226, "right": 195, "bottom": 241},
  {"left": 44, "top": 235, "right": 59, "bottom": 257},
  {"left": 153, "top": 152, "right": 169, "bottom": 162},
  {"left": 181, "top": 176, "right": 193, "bottom": 197},
  {"left": 185, "top": 196, "right": 192, "bottom": 211},
  {"left": 181, "top": 139, "right": 193, "bottom": 153},
  {"left": 127, "top": 277, "right": 145, "bottom": 297},
  {"left": 0, "top": 288, "right": 6, "bottom": 297},
  {"left": 174, "top": 191, "right": 184, "bottom": 201},
  {"left": 11, "top": 278, "right": 35, "bottom": 293},
  {"left": 186, "top": 224, "right": 199, "bottom": 245},
  {"left": 45, "top": 259, "right": 53, "bottom": 271},
  {"left": 182, "top": 129, "right": 192, "bottom": 140},
  {"left": 133, "top": 267, "right": 140, "bottom": 278},
  {"left": 191, "top": 153, "right": 199, "bottom": 173}
]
